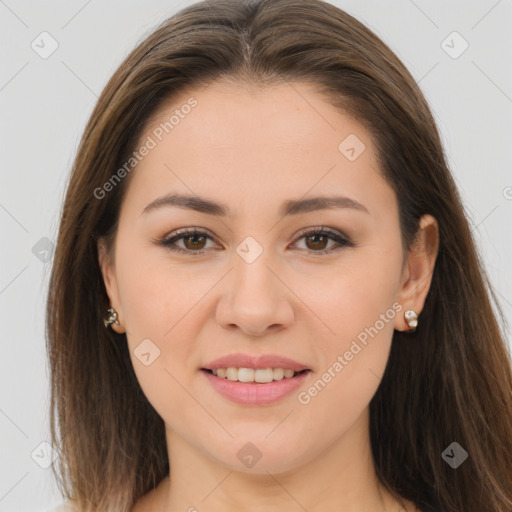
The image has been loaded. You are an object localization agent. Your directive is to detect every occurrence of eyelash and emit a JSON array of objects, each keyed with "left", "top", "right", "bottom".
[{"left": 155, "top": 226, "right": 353, "bottom": 257}]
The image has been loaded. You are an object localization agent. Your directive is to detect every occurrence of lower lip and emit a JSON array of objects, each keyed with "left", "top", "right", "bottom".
[{"left": 201, "top": 370, "right": 311, "bottom": 405}]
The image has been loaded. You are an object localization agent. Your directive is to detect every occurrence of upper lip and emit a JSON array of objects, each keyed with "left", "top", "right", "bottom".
[{"left": 202, "top": 353, "right": 310, "bottom": 372}]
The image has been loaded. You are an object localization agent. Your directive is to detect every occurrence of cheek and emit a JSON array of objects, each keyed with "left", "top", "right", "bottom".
[
  {"left": 296, "top": 302, "right": 398, "bottom": 448},
  {"left": 294, "top": 235, "right": 403, "bottom": 348},
  {"left": 118, "top": 259, "right": 202, "bottom": 426},
  {"left": 113, "top": 240, "right": 201, "bottom": 398},
  {"left": 115, "top": 235, "right": 196, "bottom": 337},
  {"left": 295, "top": 236, "right": 403, "bottom": 409},
  {"left": 120, "top": 267, "right": 202, "bottom": 376}
]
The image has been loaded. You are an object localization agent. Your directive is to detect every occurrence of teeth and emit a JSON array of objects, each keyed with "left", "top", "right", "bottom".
[
  {"left": 210, "top": 367, "right": 300, "bottom": 382},
  {"left": 226, "top": 367, "right": 238, "bottom": 381},
  {"left": 255, "top": 368, "right": 274, "bottom": 383},
  {"left": 238, "top": 368, "right": 255, "bottom": 382},
  {"left": 273, "top": 368, "right": 284, "bottom": 380}
]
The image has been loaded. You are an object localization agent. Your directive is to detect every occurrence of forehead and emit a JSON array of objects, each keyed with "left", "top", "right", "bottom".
[
  {"left": 122, "top": 80, "right": 392, "bottom": 219},
  {"left": 143, "top": 79, "right": 371, "bottom": 153}
]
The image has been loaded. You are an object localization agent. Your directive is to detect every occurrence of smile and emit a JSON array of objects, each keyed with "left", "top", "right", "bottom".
[
  {"left": 201, "top": 353, "right": 312, "bottom": 405},
  {"left": 209, "top": 367, "right": 301, "bottom": 382}
]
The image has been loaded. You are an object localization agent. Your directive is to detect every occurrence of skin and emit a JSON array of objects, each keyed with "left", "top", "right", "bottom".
[{"left": 98, "top": 80, "right": 438, "bottom": 512}]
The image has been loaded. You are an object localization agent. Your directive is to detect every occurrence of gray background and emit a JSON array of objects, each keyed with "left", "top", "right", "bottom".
[{"left": 1, "top": 0, "right": 511, "bottom": 509}]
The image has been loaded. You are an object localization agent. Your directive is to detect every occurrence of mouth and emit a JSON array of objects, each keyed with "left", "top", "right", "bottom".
[
  {"left": 201, "top": 367, "right": 311, "bottom": 383},
  {"left": 200, "top": 363, "right": 312, "bottom": 405},
  {"left": 200, "top": 353, "right": 312, "bottom": 405}
]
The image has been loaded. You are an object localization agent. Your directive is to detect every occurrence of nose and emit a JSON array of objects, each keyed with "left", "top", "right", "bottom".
[{"left": 215, "top": 251, "right": 294, "bottom": 337}]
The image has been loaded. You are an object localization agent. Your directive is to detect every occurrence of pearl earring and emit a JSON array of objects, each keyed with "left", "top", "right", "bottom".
[{"left": 404, "top": 309, "right": 418, "bottom": 332}]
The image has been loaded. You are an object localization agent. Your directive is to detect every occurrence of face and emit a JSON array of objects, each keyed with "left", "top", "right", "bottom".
[{"left": 99, "top": 80, "right": 437, "bottom": 475}]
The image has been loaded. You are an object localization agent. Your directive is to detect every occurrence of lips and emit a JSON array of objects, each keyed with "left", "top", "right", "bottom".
[
  {"left": 200, "top": 353, "right": 311, "bottom": 405},
  {"left": 203, "top": 353, "right": 310, "bottom": 372}
]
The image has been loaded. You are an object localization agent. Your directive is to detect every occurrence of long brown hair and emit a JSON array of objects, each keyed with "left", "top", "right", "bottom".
[{"left": 46, "top": 1, "right": 512, "bottom": 510}]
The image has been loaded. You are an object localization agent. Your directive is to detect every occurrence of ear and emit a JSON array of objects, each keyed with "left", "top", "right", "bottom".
[
  {"left": 394, "top": 214, "right": 439, "bottom": 332},
  {"left": 98, "top": 237, "right": 125, "bottom": 334}
]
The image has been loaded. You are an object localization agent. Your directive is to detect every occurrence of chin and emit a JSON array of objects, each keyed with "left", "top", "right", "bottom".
[{"left": 204, "top": 434, "right": 312, "bottom": 475}]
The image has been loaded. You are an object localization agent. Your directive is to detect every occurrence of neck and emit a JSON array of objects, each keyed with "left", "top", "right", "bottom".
[{"left": 157, "top": 408, "right": 409, "bottom": 512}]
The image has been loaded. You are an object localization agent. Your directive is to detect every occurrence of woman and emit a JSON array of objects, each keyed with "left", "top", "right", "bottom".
[{"left": 45, "top": 0, "right": 512, "bottom": 511}]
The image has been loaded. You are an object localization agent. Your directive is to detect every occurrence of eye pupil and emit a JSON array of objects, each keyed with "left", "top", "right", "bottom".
[
  {"left": 306, "top": 234, "right": 328, "bottom": 250},
  {"left": 185, "top": 234, "right": 206, "bottom": 250}
]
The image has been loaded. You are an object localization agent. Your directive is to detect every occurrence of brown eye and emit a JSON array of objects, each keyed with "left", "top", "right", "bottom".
[
  {"left": 159, "top": 228, "right": 217, "bottom": 255},
  {"left": 182, "top": 233, "right": 208, "bottom": 251},
  {"left": 304, "top": 233, "right": 330, "bottom": 251},
  {"left": 293, "top": 227, "right": 352, "bottom": 255}
]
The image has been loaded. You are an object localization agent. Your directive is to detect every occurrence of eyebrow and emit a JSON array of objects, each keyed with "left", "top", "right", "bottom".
[{"left": 142, "top": 193, "right": 369, "bottom": 217}]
